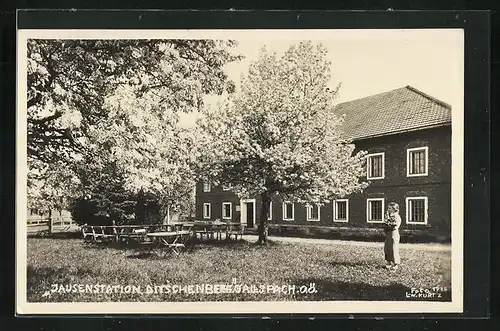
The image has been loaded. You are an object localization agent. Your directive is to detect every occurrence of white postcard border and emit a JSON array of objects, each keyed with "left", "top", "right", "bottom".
[{"left": 16, "top": 28, "right": 464, "bottom": 315}]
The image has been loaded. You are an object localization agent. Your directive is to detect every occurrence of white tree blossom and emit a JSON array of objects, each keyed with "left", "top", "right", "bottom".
[
  {"left": 197, "top": 42, "right": 368, "bottom": 243},
  {"left": 93, "top": 85, "right": 198, "bottom": 222}
]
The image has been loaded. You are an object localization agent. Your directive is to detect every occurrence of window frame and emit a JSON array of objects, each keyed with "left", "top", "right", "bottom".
[
  {"left": 306, "top": 203, "right": 321, "bottom": 222},
  {"left": 366, "top": 198, "right": 385, "bottom": 223},
  {"left": 366, "top": 152, "right": 385, "bottom": 180},
  {"left": 267, "top": 201, "right": 273, "bottom": 221},
  {"left": 333, "top": 199, "right": 349, "bottom": 223},
  {"left": 407, "top": 146, "right": 429, "bottom": 177},
  {"left": 202, "top": 180, "right": 211, "bottom": 192},
  {"left": 202, "top": 203, "right": 211, "bottom": 219},
  {"left": 405, "top": 196, "right": 429, "bottom": 225},
  {"left": 282, "top": 202, "right": 295, "bottom": 221},
  {"left": 222, "top": 202, "right": 232, "bottom": 220}
]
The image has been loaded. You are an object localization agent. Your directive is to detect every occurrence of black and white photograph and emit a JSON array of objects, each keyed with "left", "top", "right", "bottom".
[{"left": 16, "top": 27, "right": 464, "bottom": 314}]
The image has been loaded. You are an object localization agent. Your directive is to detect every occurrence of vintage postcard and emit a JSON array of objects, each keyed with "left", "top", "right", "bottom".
[{"left": 16, "top": 27, "right": 464, "bottom": 314}]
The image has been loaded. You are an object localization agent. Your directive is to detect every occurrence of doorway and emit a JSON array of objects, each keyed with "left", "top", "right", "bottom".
[
  {"left": 240, "top": 199, "right": 256, "bottom": 228},
  {"left": 246, "top": 202, "right": 254, "bottom": 228}
]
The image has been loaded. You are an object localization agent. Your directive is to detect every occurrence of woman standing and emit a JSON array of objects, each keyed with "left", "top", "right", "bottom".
[{"left": 384, "top": 202, "right": 402, "bottom": 270}]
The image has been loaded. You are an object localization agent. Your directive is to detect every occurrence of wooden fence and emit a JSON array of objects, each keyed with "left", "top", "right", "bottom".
[{"left": 27, "top": 216, "right": 80, "bottom": 234}]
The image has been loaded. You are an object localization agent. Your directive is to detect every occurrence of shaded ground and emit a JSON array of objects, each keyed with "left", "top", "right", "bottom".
[
  {"left": 26, "top": 237, "right": 451, "bottom": 302},
  {"left": 245, "top": 234, "right": 451, "bottom": 251}
]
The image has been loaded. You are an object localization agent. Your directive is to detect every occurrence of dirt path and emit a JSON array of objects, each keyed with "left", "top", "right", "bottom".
[{"left": 244, "top": 234, "right": 451, "bottom": 251}]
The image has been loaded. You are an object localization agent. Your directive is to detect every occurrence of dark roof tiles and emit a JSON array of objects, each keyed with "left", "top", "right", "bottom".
[{"left": 334, "top": 86, "right": 452, "bottom": 140}]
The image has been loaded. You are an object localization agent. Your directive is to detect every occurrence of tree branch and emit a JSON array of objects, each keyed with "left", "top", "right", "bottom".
[{"left": 29, "top": 111, "right": 63, "bottom": 124}]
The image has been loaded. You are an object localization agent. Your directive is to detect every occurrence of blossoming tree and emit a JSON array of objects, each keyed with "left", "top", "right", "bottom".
[
  {"left": 27, "top": 39, "right": 240, "bottom": 165},
  {"left": 27, "top": 158, "right": 81, "bottom": 232},
  {"left": 27, "top": 39, "right": 241, "bottom": 224},
  {"left": 197, "top": 42, "right": 368, "bottom": 243},
  {"left": 89, "top": 85, "right": 199, "bottom": 223}
]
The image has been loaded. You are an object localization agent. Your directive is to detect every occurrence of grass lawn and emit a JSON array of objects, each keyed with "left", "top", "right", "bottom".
[{"left": 27, "top": 237, "right": 451, "bottom": 302}]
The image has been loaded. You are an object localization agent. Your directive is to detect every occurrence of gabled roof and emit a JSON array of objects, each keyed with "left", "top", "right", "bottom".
[{"left": 334, "top": 86, "right": 452, "bottom": 141}]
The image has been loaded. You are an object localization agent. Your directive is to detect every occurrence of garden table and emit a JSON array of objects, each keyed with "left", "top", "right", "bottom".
[
  {"left": 146, "top": 230, "right": 192, "bottom": 256},
  {"left": 164, "top": 222, "right": 193, "bottom": 232},
  {"left": 193, "top": 222, "right": 245, "bottom": 241},
  {"left": 82, "top": 224, "right": 196, "bottom": 245}
]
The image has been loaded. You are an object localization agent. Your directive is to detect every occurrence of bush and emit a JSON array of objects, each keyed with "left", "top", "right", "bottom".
[
  {"left": 267, "top": 225, "right": 450, "bottom": 243},
  {"left": 69, "top": 191, "right": 162, "bottom": 226}
]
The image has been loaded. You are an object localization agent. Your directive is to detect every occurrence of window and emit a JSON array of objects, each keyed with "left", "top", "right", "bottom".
[
  {"left": 222, "top": 202, "right": 232, "bottom": 219},
  {"left": 407, "top": 147, "right": 428, "bottom": 177},
  {"left": 203, "top": 180, "right": 211, "bottom": 192},
  {"left": 203, "top": 203, "right": 211, "bottom": 219},
  {"left": 306, "top": 204, "right": 320, "bottom": 221},
  {"left": 406, "top": 197, "right": 428, "bottom": 224},
  {"left": 282, "top": 202, "right": 294, "bottom": 221},
  {"left": 367, "top": 152, "right": 385, "bottom": 179},
  {"left": 267, "top": 201, "right": 273, "bottom": 221},
  {"left": 333, "top": 199, "right": 349, "bottom": 222},
  {"left": 367, "top": 198, "right": 385, "bottom": 223}
]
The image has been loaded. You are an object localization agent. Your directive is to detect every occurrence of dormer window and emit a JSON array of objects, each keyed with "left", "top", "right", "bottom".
[{"left": 203, "top": 180, "right": 211, "bottom": 192}]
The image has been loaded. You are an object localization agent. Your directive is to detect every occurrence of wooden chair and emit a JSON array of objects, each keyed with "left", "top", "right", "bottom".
[
  {"left": 226, "top": 223, "right": 245, "bottom": 241},
  {"left": 213, "top": 219, "right": 225, "bottom": 240},
  {"left": 81, "top": 225, "right": 94, "bottom": 243},
  {"left": 99, "top": 226, "right": 116, "bottom": 243},
  {"left": 90, "top": 226, "right": 103, "bottom": 242},
  {"left": 120, "top": 227, "right": 149, "bottom": 244},
  {"left": 195, "top": 221, "right": 215, "bottom": 240}
]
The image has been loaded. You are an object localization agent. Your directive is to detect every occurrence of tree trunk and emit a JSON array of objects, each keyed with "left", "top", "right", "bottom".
[
  {"left": 48, "top": 209, "right": 53, "bottom": 234},
  {"left": 166, "top": 205, "right": 171, "bottom": 224},
  {"left": 258, "top": 192, "right": 271, "bottom": 244},
  {"left": 135, "top": 189, "right": 146, "bottom": 225}
]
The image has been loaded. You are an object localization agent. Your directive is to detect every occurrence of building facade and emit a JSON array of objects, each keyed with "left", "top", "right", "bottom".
[{"left": 195, "top": 86, "right": 452, "bottom": 239}]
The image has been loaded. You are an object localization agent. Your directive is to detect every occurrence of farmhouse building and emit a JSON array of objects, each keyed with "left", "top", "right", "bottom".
[{"left": 195, "top": 86, "right": 452, "bottom": 240}]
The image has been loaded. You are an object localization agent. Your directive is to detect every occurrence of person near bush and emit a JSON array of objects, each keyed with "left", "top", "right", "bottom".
[{"left": 384, "top": 202, "right": 401, "bottom": 270}]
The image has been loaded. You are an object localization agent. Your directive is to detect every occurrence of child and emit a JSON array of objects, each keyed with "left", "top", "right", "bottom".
[{"left": 384, "top": 202, "right": 401, "bottom": 271}]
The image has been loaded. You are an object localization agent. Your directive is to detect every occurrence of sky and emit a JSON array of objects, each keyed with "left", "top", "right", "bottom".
[
  {"left": 227, "top": 36, "right": 460, "bottom": 105},
  {"left": 180, "top": 29, "right": 464, "bottom": 127}
]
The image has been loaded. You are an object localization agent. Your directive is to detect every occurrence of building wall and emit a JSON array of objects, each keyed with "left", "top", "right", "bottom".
[
  {"left": 195, "top": 125, "right": 451, "bottom": 236},
  {"left": 195, "top": 184, "right": 243, "bottom": 221}
]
